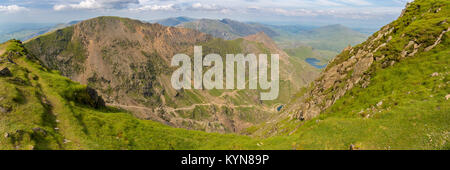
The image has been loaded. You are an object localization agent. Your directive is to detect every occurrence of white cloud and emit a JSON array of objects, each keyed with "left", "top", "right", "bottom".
[
  {"left": 337, "top": 0, "right": 372, "bottom": 6},
  {"left": 190, "top": 3, "right": 222, "bottom": 11},
  {"left": 186, "top": 3, "right": 231, "bottom": 13},
  {"left": 0, "top": 5, "right": 29, "bottom": 13},
  {"left": 248, "top": 5, "right": 403, "bottom": 19},
  {"left": 54, "top": 0, "right": 139, "bottom": 11},
  {"left": 130, "top": 4, "right": 176, "bottom": 11}
]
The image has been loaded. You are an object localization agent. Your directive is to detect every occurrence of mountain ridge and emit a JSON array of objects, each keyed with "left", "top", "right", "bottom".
[
  {"left": 1, "top": 0, "right": 448, "bottom": 150},
  {"left": 24, "top": 16, "right": 317, "bottom": 133}
]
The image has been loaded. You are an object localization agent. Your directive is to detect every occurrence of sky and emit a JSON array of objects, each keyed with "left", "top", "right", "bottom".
[{"left": 0, "top": 0, "right": 413, "bottom": 28}]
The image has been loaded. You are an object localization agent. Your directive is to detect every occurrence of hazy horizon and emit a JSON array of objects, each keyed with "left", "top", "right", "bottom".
[{"left": 0, "top": 0, "right": 414, "bottom": 29}]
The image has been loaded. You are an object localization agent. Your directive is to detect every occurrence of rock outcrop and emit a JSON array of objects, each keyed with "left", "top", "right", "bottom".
[
  {"left": 290, "top": 0, "right": 450, "bottom": 121},
  {"left": 0, "top": 67, "right": 12, "bottom": 77}
]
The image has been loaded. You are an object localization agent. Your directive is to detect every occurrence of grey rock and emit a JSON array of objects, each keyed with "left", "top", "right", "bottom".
[
  {"left": 32, "top": 127, "right": 47, "bottom": 135},
  {"left": 0, "top": 67, "right": 12, "bottom": 77},
  {"left": 86, "top": 87, "right": 106, "bottom": 108},
  {"left": 376, "top": 101, "right": 383, "bottom": 107},
  {"left": 0, "top": 106, "right": 11, "bottom": 113}
]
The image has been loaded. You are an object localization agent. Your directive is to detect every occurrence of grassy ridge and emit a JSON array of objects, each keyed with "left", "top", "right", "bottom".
[
  {"left": 255, "top": 48, "right": 449, "bottom": 150},
  {"left": 249, "top": 0, "right": 450, "bottom": 149},
  {"left": 1, "top": 0, "right": 448, "bottom": 150},
  {"left": 2, "top": 31, "right": 448, "bottom": 150},
  {"left": 0, "top": 40, "right": 262, "bottom": 150}
]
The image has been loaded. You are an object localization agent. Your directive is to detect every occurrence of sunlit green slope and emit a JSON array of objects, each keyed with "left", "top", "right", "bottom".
[
  {"left": 0, "top": 40, "right": 264, "bottom": 150},
  {"left": 1, "top": 0, "right": 448, "bottom": 150}
]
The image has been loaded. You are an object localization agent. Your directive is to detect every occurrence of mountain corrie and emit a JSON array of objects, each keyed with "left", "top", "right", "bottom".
[{"left": 171, "top": 46, "right": 280, "bottom": 100}]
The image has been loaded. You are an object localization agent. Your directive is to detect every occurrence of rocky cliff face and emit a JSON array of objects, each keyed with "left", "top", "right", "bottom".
[{"left": 289, "top": 0, "right": 449, "bottom": 121}]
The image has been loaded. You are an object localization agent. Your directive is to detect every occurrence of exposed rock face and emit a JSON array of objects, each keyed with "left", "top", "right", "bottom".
[
  {"left": 289, "top": 1, "right": 450, "bottom": 121},
  {"left": 86, "top": 87, "right": 106, "bottom": 109},
  {"left": 0, "top": 67, "right": 12, "bottom": 77},
  {"left": 0, "top": 106, "right": 11, "bottom": 113}
]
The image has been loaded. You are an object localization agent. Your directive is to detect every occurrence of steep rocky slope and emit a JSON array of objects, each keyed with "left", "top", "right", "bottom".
[
  {"left": 250, "top": 0, "right": 449, "bottom": 144},
  {"left": 24, "top": 17, "right": 316, "bottom": 133},
  {"left": 290, "top": 0, "right": 449, "bottom": 121}
]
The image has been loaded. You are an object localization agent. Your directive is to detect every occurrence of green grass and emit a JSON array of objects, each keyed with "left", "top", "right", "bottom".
[
  {"left": 272, "top": 24, "right": 367, "bottom": 53},
  {"left": 1, "top": 0, "right": 448, "bottom": 150},
  {"left": 24, "top": 26, "right": 86, "bottom": 75},
  {"left": 245, "top": 46, "right": 449, "bottom": 150},
  {"left": 284, "top": 46, "right": 337, "bottom": 65},
  {"left": 1, "top": 40, "right": 263, "bottom": 150},
  {"left": 1, "top": 34, "right": 448, "bottom": 150}
]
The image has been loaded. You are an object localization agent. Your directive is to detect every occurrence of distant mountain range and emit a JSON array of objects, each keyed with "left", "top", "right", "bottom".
[
  {"left": 0, "top": 0, "right": 448, "bottom": 150},
  {"left": 0, "top": 21, "right": 80, "bottom": 43},
  {"left": 175, "top": 18, "right": 279, "bottom": 40},
  {"left": 271, "top": 24, "right": 369, "bottom": 65},
  {"left": 154, "top": 17, "right": 369, "bottom": 68},
  {"left": 153, "top": 16, "right": 196, "bottom": 26}
]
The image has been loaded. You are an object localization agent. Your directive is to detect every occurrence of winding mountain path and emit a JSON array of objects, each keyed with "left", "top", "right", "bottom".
[{"left": 107, "top": 103, "right": 256, "bottom": 112}]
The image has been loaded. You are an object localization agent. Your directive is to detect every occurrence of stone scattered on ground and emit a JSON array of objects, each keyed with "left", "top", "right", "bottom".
[
  {"left": 0, "top": 67, "right": 12, "bottom": 77},
  {"left": 377, "top": 101, "right": 383, "bottom": 107},
  {"left": 0, "top": 106, "right": 11, "bottom": 113},
  {"left": 32, "top": 127, "right": 47, "bottom": 135}
]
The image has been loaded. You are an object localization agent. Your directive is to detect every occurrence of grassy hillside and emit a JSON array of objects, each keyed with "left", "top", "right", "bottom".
[
  {"left": 1, "top": 15, "right": 449, "bottom": 150},
  {"left": 249, "top": 0, "right": 450, "bottom": 149},
  {"left": 272, "top": 24, "right": 368, "bottom": 52},
  {"left": 1, "top": 0, "right": 448, "bottom": 150},
  {"left": 0, "top": 40, "right": 264, "bottom": 150},
  {"left": 155, "top": 17, "right": 195, "bottom": 27},
  {"left": 251, "top": 47, "right": 449, "bottom": 149},
  {"left": 284, "top": 46, "right": 335, "bottom": 66}
]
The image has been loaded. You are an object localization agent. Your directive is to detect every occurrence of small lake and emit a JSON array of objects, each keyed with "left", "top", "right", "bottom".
[
  {"left": 277, "top": 105, "right": 284, "bottom": 111},
  {"left": 305, "top": 58, "right": 327, "bottom": 69}
]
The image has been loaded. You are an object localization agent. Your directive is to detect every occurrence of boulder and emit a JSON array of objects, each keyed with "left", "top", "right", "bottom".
[
  {"left": 0, "top": 67, "right": 12, "bottom": 77},
  {"left": 0, "top": 106, "right": 11, "bottom": 113},
  {"left": 32, "top": 127, "right": 47, "bottom": 136},
  {"left": 86, "top": 87, "right": 106, "bottom": 108},
  {"left": 376, "top": 101, "right": 383, "bottom": 107}
]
